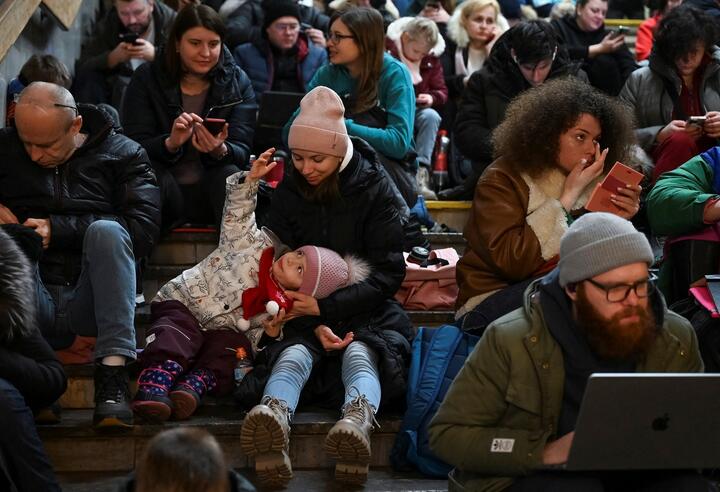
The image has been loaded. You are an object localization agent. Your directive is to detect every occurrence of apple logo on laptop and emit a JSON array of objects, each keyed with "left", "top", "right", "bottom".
[{"left": 652, "top": 413, "right": 670, "bottom": 431}]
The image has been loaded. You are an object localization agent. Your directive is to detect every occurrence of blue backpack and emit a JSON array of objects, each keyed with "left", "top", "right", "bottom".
[{"left": 390, "top": 325, "right": 480, "bottom": 477}]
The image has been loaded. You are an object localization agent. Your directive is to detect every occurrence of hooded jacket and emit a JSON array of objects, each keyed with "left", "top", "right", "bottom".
[
  {"left": 454, "top": 29, "right": 586, "bottom": 165},
  {"left": 0, "top": 227, "right": 67, "bottom": 410},
  {"left": 232, "top": 32, "right": 327, "bottom": 100},
  {"left": 429, "top": 271, "right": 702, "bottom": 492},
  {"left": 0, "top": 105, "right": 161, "bottom": 286},
  {"left": 385, "top": 17, "right": 449, "bottom": 110},
  {"left": 76, "top": 1, "right": 176, "bottom": 76},
  {"left": 235, "top": 137, "right": 413, "bottom": 410},
  {"left": 122, "top": 46, "right": 257, "bottom": 171},
  {"left": 119, "top": 469, "right": 257, "bottom": 492},
  {"left": 619, "top": 46, "right": 720, "bottom": 152}
]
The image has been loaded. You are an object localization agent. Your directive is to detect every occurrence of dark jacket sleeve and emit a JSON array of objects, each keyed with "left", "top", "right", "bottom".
[
  {"left": 316, "top": 181, "right": 406, "bottom": 324},
  {"left": 225, "top": 1, "right": 263, "bottom": 49},
  {"left": 206, "top": 67, "right": 257, "bottom": 170},
  {"left": 50, "top": 142, "right": 161, "bottom": 259},
  {"left": 76, "top": 14, "right": 120, "bottom": 73},
  {"left": 454, "top": 71, "right": 494, "bottom": 164},
  {"left": 0, "top": 329, "right": 67, "bottom": 409},
  {"left": 122, "top": 64, "right": 181, "bottom": 166},
  {"left": 614, "top": 45, "right": 639, "bottom": 80},
  {"left": 551, "top": 18, "right": 590, "bottom": 61},
  {"left": 424, "top": 57, "right": 449, "bottom": 109}
]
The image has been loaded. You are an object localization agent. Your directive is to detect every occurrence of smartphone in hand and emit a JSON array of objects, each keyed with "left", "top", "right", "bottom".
[
  {"left": 203, "top": 118, "right": 226, "bottom": 135},
  {"left": 119, "top": 32, "right": 141, "bottom": 45},
  {"left": 609, "top": 26, "right": 628, "bottom": 38},
  {"left": 687, "top": 115, "right": 708, "bottom": 127},
  {"left": 585, "top": 162, "right": 644, "bottom": 213}
]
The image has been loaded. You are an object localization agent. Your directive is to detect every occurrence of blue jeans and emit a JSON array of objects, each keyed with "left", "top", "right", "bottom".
[
  {"left": 263, "top": 342, "right": 381, "bottom": 415},
  {"left": 414, "top": 108, "right": 441, "bottom": 167},
  {"left": 36, "top": 220, "right": 137, "bottom": 360},
  {"left": 0, "top": 378, "right": 61, "bottom": 492}
]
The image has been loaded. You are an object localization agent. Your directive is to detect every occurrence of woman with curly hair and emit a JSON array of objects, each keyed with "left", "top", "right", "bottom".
[
  {"left": 620, "top": 5, "right": 720, "bottom": 183},
  {"left": 455, "top": 77, "right": 640, "bottom": 331}
]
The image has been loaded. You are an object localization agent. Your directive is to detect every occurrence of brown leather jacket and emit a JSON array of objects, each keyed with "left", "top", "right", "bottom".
[{"left": 456, "top": 157, "right": 596, "bottom": 314}]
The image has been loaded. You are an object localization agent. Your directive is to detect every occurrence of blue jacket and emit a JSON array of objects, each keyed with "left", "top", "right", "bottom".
[
  {"left": 233, "top": 34, "right": 327, "bottom": 101},
  {"left": 284, "top": 53, "right": 416, "bottom": 160}
]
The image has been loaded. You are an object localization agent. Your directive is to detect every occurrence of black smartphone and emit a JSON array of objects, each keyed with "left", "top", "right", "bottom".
[
  {"left": 610, "top": 26, "right": 628, "bottom": 38},
  {"left": 203, "top": 118, "right": 226, "bottom": 135},
  {"left": 300, "top": 22, "right": 312, "bottom": 32},
  {"left": 687, "top": 115, "right": 708, "bottom": 126},
  {"left": 119, "top": 32, "right": 140, "bottom": 45}
]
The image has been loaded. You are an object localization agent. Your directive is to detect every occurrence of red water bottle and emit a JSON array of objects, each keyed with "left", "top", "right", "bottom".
[
  {"left": 433, "top": 130, "right": 450, "bottom": 193},
  {"left": 266, "top": 155, "right": 285, "bottom": 188}
]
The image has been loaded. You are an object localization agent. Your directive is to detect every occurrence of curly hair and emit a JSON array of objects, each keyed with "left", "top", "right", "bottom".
[
  {"left": 492, "top": 77, "right": 635, "bottom": 177},
  {"left": 654, "top": 6, "right": 718, "bottom": 67}
]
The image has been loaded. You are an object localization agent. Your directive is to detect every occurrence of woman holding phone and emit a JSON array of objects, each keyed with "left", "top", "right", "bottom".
[
  {"left": 123, "top": 4, "right": 257, "bottom": 230},
  {"left": 620, "top": 5, "right": 720, "bottom": 183},
  {"left": 551, "top": 0, "right": 637, "bottom": 95},
  {"left": 456, "top": 78, "right": 640, "bottom": 333}
]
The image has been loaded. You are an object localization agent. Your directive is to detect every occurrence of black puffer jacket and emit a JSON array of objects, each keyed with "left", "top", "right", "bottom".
[
  {"left": 76, "top": 1, "right": 177, "bottom": 76},
  {"left": 0, "top": 105, "right": 161, "bottom": 286},
  {"left": 0, "top": 226, "right": 66, "bottom": 410},
  {"left": 122, "top": 46, "right": 257, "bottom": 171},
  {"left": 454, "top": 30, "right": 586, "bottom": 165},
  {"left": 235, "top": 138, "right": 414, "bottom": 411}
]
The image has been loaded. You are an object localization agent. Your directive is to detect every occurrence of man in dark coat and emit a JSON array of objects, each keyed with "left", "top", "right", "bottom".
[
  {"left": 74, "top": 0, "right": 177, "bottom": 112},
  {"left": 0, "top": 82, "right": 161, "bottom": 428},
  {"left": 0, "top": 226, "right": 67, "bottom": 492},
  {"left": 441, "top": 21, "right": 586, "bottom": 200}
]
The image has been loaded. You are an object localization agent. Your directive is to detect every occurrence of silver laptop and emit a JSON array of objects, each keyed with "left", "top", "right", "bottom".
[{"left": 564, "top": 373, "right": 720, "bottom": 470}]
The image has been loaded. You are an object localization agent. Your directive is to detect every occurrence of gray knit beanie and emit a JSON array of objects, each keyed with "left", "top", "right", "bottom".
[{"left": 558, "top": 212, "right": 654, "bottom": 287}]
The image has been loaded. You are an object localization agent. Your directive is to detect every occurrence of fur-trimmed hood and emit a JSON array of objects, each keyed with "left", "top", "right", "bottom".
[
  {"left": 0, "top": 226, "right": 37, "bottom": 344},
  {"left": 386, "top": 17, "right": 446, "bottom": 57},
  {"left": 447, "top": 6, "right": 509, "bottom": 48}
]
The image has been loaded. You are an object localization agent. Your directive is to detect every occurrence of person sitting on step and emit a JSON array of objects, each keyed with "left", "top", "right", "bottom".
[{"left": 132, "top": 148, "right": 368, "bottom": 423}]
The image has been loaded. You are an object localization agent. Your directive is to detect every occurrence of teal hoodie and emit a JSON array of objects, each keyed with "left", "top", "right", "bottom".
[{"left": 284, "top": 53, "right": 416, "bottom": 160}]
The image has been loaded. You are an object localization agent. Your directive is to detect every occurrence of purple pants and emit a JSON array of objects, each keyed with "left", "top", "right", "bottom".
[{"left": 140, "top": 300, "right": 253, "bottom": 395}]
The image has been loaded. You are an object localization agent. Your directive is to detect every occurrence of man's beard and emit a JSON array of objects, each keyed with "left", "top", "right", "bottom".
[
  {"left": 575, "top": 285, "right": 658, "bottom": 361},
  {"left": 126, "top": 20, "right": 151, "bottom": 35}
]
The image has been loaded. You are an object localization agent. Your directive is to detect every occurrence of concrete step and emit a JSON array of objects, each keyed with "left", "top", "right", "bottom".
[
  {"left": 58, "top": 468, "right": 450, "bottom": 492},
  {"left": 40, "top": 406, "right": 404, "bottom": 474}
]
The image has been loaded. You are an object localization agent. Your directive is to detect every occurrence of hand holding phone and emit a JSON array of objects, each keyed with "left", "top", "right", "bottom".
[
  {"left": 202, "top": 118, "right": 226, "bottom": 135},
  {"left": 687, "top": 115, "right": 708, "bottom": 127},
  {"left": 585, "top": 161, "right": 644, "bottom": 214},
  {"left": 118, "top": 32, "right": 140, "bottom": 45}
]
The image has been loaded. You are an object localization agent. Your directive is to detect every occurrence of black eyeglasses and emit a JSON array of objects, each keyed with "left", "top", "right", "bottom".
[
  {"left": 584, "top": 274, "right": 657, "bottom": 303},
  {"left": 328, "top": 31, "right": 355, "bottom": 43},
  {"left": 13, "top": 93, "right": 79, "bottom": 117}
]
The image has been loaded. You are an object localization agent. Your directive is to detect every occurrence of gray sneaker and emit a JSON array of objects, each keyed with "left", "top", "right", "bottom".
[
  {"left": 324, "top": 394, "right": 378, "bottom": 484},
  {"left": 240, "top": 397, "right": 293, "bottom": 487}
]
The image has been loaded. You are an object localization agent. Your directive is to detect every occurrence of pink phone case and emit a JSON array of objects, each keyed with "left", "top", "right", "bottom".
[{"left": 585, "top": 162, "right": 644, "bottom": 213}]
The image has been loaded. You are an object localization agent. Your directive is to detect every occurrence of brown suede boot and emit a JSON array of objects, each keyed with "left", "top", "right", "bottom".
[
  {"left": 324, "top": 394, "right": 378, "bottom": 484},
  {"left": 240, "top": 397, "right": 292, "bottom": 487}
]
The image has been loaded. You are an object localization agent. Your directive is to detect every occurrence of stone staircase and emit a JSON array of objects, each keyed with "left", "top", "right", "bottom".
[{"left": 44, "top": 202, "right": 470, "bottom": 488}]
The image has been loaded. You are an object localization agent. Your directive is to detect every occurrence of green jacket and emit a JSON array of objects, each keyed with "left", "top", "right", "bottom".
[
  {"left": 428, "top": 279, "right": 703, "bottom": 492},
  {"left": 646, "top": 149, "right": 720, "bottom": 295}
]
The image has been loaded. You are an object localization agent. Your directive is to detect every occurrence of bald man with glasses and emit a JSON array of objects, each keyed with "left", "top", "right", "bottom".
[{"left": 0, "top": 82, "right": 160, "bottom": 429}]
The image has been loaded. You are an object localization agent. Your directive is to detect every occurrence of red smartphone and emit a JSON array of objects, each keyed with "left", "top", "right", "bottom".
[
  {"left": 202, "top": 118, "right": 226, "bottom": 135},
  {"left": 585, "top": 162, "right": 644, "bottom": 213}
]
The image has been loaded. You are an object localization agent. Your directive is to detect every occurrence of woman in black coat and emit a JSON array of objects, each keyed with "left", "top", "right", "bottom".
[
  {"left": 236, "top": 87, "right": 413, "bottom": 488},
  {"left": 551, "top": 0, "right": 637, "bottom": 95},
  {"left": 0, "top": 226, "right": 67, "bottom": 492},
  {"left": 123, "top": 4, "right": 257, "bottom": 230}
]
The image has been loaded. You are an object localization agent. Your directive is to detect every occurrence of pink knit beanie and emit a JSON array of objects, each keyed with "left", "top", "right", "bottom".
[
  {"left": 287, "top": 86, "right": 349, "bottom": 158},
  {"left": 297, "top": 245, "right": 368, "bottom": 299}
]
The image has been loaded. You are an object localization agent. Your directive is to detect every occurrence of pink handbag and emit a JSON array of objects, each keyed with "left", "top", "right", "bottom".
[{"left": 395, "top": 248, "right": 459, "bottom": 310}]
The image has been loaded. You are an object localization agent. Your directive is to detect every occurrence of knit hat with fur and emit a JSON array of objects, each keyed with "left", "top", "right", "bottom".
[
  {"left": 297, "top": 246, "right": 370, "bottom": 299},
  {"left": 288, "top": 86, "right": 349, "bottom": 158}
]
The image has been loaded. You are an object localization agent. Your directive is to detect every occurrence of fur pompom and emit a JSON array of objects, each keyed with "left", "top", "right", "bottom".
[{"left": 344, "top": 255, "right": 371, "bottom": 286}]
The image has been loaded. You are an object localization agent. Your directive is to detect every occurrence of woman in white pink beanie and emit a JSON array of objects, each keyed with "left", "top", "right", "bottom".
[{"left": 238, "top": 85, "right": 414, "bottom": 486}]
